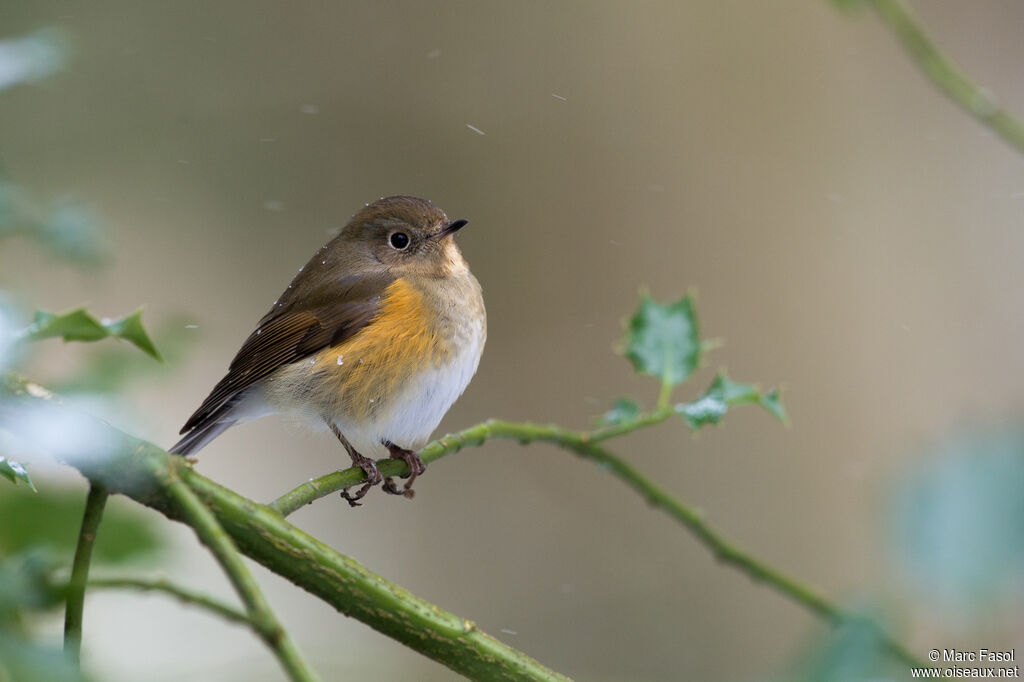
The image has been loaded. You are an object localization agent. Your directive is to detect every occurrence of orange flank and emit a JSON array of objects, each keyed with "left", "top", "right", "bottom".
[{"left": 311, "top": 278, "right": 446, "bottom": 419}]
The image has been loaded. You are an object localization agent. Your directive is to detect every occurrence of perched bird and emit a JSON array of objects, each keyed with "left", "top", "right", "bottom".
[{"left": 170, "top": 196, "right": 486, "bottom": 504}]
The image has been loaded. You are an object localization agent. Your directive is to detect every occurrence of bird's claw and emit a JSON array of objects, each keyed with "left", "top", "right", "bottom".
[
  {"left": 382, "top": 442, "right": 426, "bottom": 499},
  {"left": 340, "top": 456, "right": 382, "bottom": 507}
]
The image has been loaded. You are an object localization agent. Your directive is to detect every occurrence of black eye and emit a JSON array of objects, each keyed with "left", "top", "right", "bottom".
[{"left": 389, "top": 232, "right": 410, "bottom": 249}]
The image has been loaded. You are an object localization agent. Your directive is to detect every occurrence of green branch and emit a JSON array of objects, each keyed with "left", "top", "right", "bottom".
[
  {"left": 1, "top": 375, "right": 571, "bottom": 682},
  {"left": 864, "top": 0, "right": 1024, "bottom": 155},
  {"left": 86, "top": 577, "right": 251, "bottom": 627},
  {"left": 271, "top": 414, "right": 921, "bottom": 669},
  {"left": 157, "top": 460, "right": 320, "bottom": 682},
  {"left": 63, "top": 481, "right": 109, "bottom": 663}
]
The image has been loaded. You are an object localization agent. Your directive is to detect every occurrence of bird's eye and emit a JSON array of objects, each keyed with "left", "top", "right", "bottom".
[{"left": 389, "top": 232, "right": 410, "bottom": 250}]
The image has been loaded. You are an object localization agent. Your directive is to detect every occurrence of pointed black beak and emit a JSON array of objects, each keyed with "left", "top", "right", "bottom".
[{"left": 439, "top": 219, "right": 468, "bottom": 238}]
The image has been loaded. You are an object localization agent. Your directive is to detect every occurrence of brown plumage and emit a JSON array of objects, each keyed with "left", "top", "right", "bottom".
[{"left": 178, "top": 273, "right": 390, "bottom": 435}]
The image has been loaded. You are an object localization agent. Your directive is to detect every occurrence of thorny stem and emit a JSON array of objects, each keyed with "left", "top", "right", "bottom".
[{"left": 63, "top": 481, "right": 109, "bottom": 663}]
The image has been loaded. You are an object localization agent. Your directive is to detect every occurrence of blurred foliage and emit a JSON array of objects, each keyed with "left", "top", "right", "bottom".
[
  {"left": 0, "top": 551, "right": 64, "bottom": 624},
  {"left": 0, "top": 29, "right": 165, "bottom": 681},
  {"left": 0, "top": 488, "right": 161, "bottom": 681},
  {"left": 0, "top": 306, "right": 169, "bottom": 490},
  {"left": 0, "top": 636, "right": 92, "bottom": 682},
  {"left": 0, "top": 486, "right": 163, "bottom": 564},
  {"left": 887, "top": 431, "right": 1024, "bottom": 612},
  {"left": 19, "top": 308, "right": 163, "bottom": 362},
  {"left": 0, "top": 552, "right": 92, "bottom": 682},
  {"left": 784, "top": 616, "right": 899, "bottom": 682},
  {"left": 0, "top": 183, "right": 108, "bottom": 266},
  {"left": 0, "top": 29, "right": 67, "bottom": 93},
  {"left": 0, "top": 300, "right": 18, "bottom": 371},
  {"left": 0, "top": 31, "right": 104, "bottom": 268}
]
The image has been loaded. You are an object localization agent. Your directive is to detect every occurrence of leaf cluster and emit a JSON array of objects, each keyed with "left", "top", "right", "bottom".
[{"left": 604, "top": 292, "right": 786, "bottom": 430}]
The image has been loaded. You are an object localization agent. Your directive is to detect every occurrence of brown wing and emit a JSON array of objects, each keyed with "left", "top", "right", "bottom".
[{"left": 179, "top": 272, "right": 393, "bottom": 433}]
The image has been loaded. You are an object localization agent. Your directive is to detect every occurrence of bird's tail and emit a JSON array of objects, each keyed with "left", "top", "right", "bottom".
[{"left": 168, "top": 404, "right": 237, "bottom": 455}]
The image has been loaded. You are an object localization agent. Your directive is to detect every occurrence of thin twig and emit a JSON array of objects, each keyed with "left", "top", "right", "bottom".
[
  {"left": 158, "top": 460, "right": 320, "bottom": 682},
  {"left": 267, "top": 409, "right": 679, "bottom": 517},
  {"left": 269, "top": 415, "right": 922, "bottom": 668},
  {"left": 865, "top": 0, "right": 1024, "bottom": 155},
  {"left": 86, "top": 576, "right": 252, "bottom": 627},
  {"left": 63, "top": 481, "right": 109, "bottom": 663}
]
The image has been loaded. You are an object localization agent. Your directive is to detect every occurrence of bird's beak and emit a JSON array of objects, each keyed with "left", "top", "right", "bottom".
[{"left": 437, "top": 219, "right": 468, "bottom": 239}]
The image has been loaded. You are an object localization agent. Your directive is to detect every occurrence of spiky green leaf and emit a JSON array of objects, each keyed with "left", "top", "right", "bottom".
[
  {"left": 0, "top": 456, "right": 35, "bottom": 491},
  {"left": 623, "top": 294, "right": 700, "bottom": 386},
  {"left": 101, "top": 310, "right": 162, "bottom": 360},
  {"left": 706, "top": 373, "right": 760, "bottom": 404},
  {"left": 676, "top": 371, "right": 787, "bottom": 430},
  {"left": 20, "top": 308, "right": 162, "bottom": 361}
]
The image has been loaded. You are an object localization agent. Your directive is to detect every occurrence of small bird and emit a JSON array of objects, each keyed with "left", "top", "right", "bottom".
[{"left": 170, "top": 196, "right": 486, "bottom": 504}]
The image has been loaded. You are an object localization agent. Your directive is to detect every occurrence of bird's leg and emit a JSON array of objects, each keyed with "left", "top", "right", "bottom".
[
  {"left": 380, "top": 441, "right": 426, "bottom": 499},
  {"left": 327, "top": 421, "right": 381, "bottom": 507}
]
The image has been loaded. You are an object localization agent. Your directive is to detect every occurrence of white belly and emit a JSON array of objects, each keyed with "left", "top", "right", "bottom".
[{"left": 331, "top": 314, "right": 485, "bottom": 456}]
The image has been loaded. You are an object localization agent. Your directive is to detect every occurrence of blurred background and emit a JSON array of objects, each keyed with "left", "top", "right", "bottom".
[{"left": 1, "top": 1, "right": 1023, "bottom": 680}]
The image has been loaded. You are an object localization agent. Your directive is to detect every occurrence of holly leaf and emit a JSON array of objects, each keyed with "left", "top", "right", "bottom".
[
  {"left": 0, "top": 456, "right": 35, "bottom": 491},
  {"left": 676, "top": 371, "right": 788, "bottom": 429},
  {"left": 704, "top": 373, "right": 760, "bottom": 404},
  {"left": 623, "top": 294, "right": 700, "bottom": 387},
  {"left": 19, "top": 308, "right": 162, "bottom": 361},
  {"left": 598, "top": 398, "right": 642, "bottom": 426},
  {"left": 676, "top": 395, "right": 729, "bottom": 429},
  {"left": 100, "top": 310, "right": 162, "bottom": 360}
]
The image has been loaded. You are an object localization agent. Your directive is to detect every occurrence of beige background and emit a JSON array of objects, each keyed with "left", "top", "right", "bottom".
[{"left": 2, "top": 1, "right": 1023, "bottom": 680}]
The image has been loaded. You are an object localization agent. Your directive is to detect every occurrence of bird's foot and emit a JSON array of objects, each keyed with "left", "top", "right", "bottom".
[
  {"left": 340, "top": 451, "right": 383, "bottom": 507},
  {"left": 381, "top": 442, "right": 426, "bottom": 499}
]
